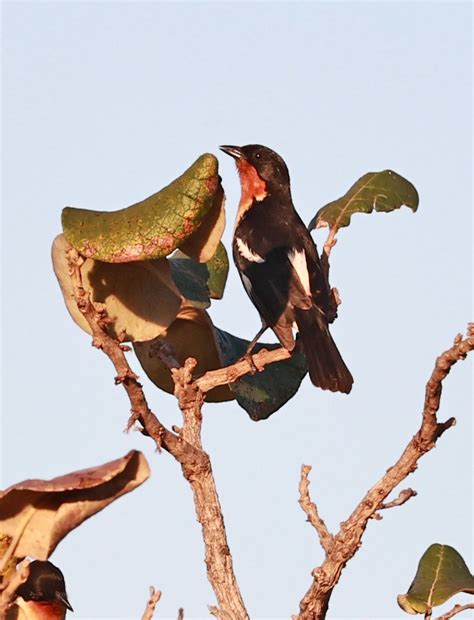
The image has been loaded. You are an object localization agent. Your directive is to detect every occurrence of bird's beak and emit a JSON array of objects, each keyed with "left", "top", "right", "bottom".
[
  {"left": 219, "top": 145, "right": 244, "bottom": 160},
  {"left": 56, "top": 591, "right": 74, "bottom": 612}
]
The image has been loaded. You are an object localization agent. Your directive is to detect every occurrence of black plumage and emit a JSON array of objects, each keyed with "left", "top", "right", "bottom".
[{"left": 220, "top": 144, "right": 353, "bottom": 393}]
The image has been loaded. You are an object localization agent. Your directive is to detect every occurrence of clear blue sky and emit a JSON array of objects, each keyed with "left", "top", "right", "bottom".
[{"left": 2, "top": 2, "right": 472, "bottom": 619}]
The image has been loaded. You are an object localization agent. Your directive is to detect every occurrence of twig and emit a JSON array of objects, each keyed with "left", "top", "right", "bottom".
[
  {"left": 298, "top": 465, "right": 333, "bottom": 554},
  {"left": 140, "top": 587, "right": 162, "bottom": 620},
  {"left": 0, "top": 559, "right": 30, "bottom": 618},
  {"left": 67, "top": 248, "right": 249, "bottom": 620},
  {"left": 436, "top": 603, "right": 474, "bottom": 619},
  {"left": 379, "top": 488, "right": 417, "bottom": 510},
  {"left": 294, "top": 325, "right": 474, "bottom": 620}
]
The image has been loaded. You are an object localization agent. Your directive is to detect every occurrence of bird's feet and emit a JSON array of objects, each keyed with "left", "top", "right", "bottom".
[{"left": 239, "top": 351, "right": 264, "bottom": 374}]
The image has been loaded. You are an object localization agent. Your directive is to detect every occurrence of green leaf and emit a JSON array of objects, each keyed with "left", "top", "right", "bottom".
[
  {"left": 213, "top": 328, "right": 308, "bottom": 421},
  {"left": 62, "top": 153, "right": 223, "bottom": 263},
  {"left": 309, "top": 170, "right": 419, "bottom": 232},
  {"left": 169, "top": 243, "right": 229, "bottom": 309},
  {"left": 397, "top": 544, "right": 474, "bottom": 614}
]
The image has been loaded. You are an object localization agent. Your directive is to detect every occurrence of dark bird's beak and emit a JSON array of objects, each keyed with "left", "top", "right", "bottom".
[
  {"left": 56, "top": 591, "right": 74, "bottom": 612},
  {"left": 219, "top": 145, "right": 244, "bottom": 160}
]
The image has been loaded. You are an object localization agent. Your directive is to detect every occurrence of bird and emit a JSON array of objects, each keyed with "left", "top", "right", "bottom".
[
  {"left": 8, "top": 560, "right": 73, "bottom": 620},
  {"left": 219, "top": 144, "right": 353, "bottom": 393}
]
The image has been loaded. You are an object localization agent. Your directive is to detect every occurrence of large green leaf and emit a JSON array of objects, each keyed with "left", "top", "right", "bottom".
[
  {"left": 213, "top": 328, "right": 308, "bottom": 421},
  {"left": 133, "top": 306, "right": 234, "bottom": 403},
  {"left": 309, "top": 170, "right": 419, "bottom": 232},
  {"left": 62, "top": 153, "right": 223, "bottom": 263},
  {"left": 397, "top": 544, "right": 474, "bottom": 614},
  {"left": 169, "top": 243, "right": 229, "bottom": 309},
  {"left": 52, "top": 234, "right": 182, "bottom": 342}
]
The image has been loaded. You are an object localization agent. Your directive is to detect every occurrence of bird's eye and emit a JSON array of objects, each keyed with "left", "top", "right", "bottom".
[{"left": 255, "top": 152, "right": 261, "bottom": 159}]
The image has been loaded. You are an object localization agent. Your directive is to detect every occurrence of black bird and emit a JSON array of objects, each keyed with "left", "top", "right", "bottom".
[
  {"left": 10, "top": 560, "right": 73, "bottom": 620},
  {"left": 220, "top": 144, "right": 353, "bottom": 393}
]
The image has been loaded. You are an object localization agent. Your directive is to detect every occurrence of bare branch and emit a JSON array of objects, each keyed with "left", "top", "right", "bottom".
[
  {"left": 0, "top": 559, "right": 30, "bottom": 618},
  {"left": 380, "top": 488, "right": 417, "bottom": 510},
  {"left": 196, "top": 346, "right": 291, "bottom": 393},
  {"left": 294, "top": 326, "right": 474, "bottom": 620},
  {"left": 67, "top": 248, "right": 249, "bottom": 620},
  {"left": 436, "top": 603, "right": 474, "bottom": 620},
  {"left": 298, "top": 465, "right": 333, "bottom": 555},
  {"left": 140, "top": 587, "right": 162, "bottom": 620}
]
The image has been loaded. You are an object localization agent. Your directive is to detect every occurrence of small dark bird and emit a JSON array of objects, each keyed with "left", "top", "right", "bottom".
[
  {"left": 220, "top": 144, "right": 353, "bottom": 393},
  {"left": 11, "top": 560, "right": 73, "bottom": 620}
]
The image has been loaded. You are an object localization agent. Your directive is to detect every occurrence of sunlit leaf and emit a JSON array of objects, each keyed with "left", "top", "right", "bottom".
[
  {"left": 178, "top": 184, "right": 226, "bottom": 262},
  {"left": 397, "top": 544, "right": 474, "bottom": 614},
  {"left": 62, "top": 153, "right": 222, "bottom": 262},
  {"left": 169, "top": 243, "right": 229, "bottom": 308},
  {"left": 213, "top": 328, "right": 308, "bottom": 420},
  {"left": 0, "top": 451, "right": 150, "bottom": 563},
  {"left": 309, "top": 170, "right": 418, "bottom": 232},
  {"left": 133, "top": 305, "right": 234, "bottom": 403},
  {"left": 52, "top": 234, "right": 182, "bottom": 342}
]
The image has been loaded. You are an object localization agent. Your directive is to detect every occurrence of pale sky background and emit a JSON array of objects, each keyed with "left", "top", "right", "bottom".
[{"left": 1, "top": 2, "right": 472, "bottom": 619}]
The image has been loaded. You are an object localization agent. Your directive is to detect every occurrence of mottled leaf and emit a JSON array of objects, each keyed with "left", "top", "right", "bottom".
[
  {"left": 178, "top": 184, "right": 226, "bottom": 262},
  {"left": 133, "top": 305, "right": 234, "bottom": 403},
  {"left": 213, "top": 328, "right": 308, "bottom": 420},
  {"left": 0, "top": 451, "right": 150, "bottom": 563},
  {"left": 52, "top": 234, "right": 182, "bottom": 342},
  {"left": 309, "top": 170, "right": 419, "bottom": 232},
  {"left": 397, "top": 544, "right": 474, "bottom": 614},
  {"left": 62, "top": 153, "right": 222, "bottom": 262},
  {"left": 169, "top": 243, "right": 229, "bottom": 308}
]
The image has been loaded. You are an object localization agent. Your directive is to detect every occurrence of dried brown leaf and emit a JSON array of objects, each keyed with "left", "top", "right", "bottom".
[{"left": 0, "top": 450, "right": 150, "bottom": 562}]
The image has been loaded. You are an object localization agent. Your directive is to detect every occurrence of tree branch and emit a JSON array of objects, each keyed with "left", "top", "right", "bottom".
[
  {"left": 298, "top": 465, "right": 333, "bottom": 554},
  {"left": 67, "top": 248, "right": 249, "bottom": 620},
  {"left": 294, "top": 325, "right": 474, "bottom": 620},
  {"left": 140, "top": 587, "right": 161, "bottom": 620},
  {"left": 436, "top": 603, "right": 474, "bottom": 620},
  {"left": 0, "top": 559, "right": 30, "bottom": 619}
]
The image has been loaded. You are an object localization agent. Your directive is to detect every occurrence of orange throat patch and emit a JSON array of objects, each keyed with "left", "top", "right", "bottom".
[{"left": 235, "top": 159, "right": 267, "bottom": 225}]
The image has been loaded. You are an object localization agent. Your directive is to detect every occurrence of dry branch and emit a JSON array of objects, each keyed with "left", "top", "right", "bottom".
[
  {"left": 298, "top": 465, "right": 333, "bottom": 554},
  {"left": 436, "top": 603, "right": 474, "bottom": 619},
  {"left": 140, "top": 587, "right": 162, "bottom": 620},
  {"left": 294, "top": 326, "right": 474, "bottom": 620},
  {"left": 67, "top": 248, "right": 249, "bottom": 620},
  {"left": 0, "top": 559, "right": 30, "bottom": 619}
]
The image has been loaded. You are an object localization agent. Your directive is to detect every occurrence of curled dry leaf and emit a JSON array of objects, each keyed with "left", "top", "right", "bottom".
[
  {"left": 134, "top": 305, "right": 234, "bottom": 403},
  {"left": 61, "top": 153, "right": 223, "bottom": 263},
  {"left": 0, "top": 450, "right": 150, "bottom": 564},
  {"left": 52, "top": 234, "right": 182, "bottom": 342}
]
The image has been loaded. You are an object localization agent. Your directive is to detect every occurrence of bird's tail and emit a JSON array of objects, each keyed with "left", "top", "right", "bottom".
[{"left": 294, "top": 307, "right": 353, "bottom": 394}]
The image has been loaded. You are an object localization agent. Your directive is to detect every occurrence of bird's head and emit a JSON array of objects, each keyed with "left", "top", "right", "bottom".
[
  {"left": 16, "top": 560, "right": 74, "bottom": 613},
  {"left": 219, "top": 144, "right": 290, "bottom": 194}
]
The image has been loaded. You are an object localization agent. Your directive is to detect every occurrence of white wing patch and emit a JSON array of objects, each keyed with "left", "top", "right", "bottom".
[
  {"left": 235, "top": 237, "right": 265, "bottom": 263},
  {"left": 241, "top": 273, "right": 253, "bottom": 296},
  {"left": 289, "top": 249, "right": 311, "bottom": 296}
]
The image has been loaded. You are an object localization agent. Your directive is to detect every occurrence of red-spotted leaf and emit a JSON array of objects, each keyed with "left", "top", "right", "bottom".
[
  {"left": 62, "top": 153, "right": 223, "bottom": 263},
  {"left": 0, "top": 451, "right": 150, "bottom": 564},
  {"left": 309, "top": 170, "right": 419, "bottom": 232},
  {"left": 397, "top": 544, "right": 474, "bottom": 614}
]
